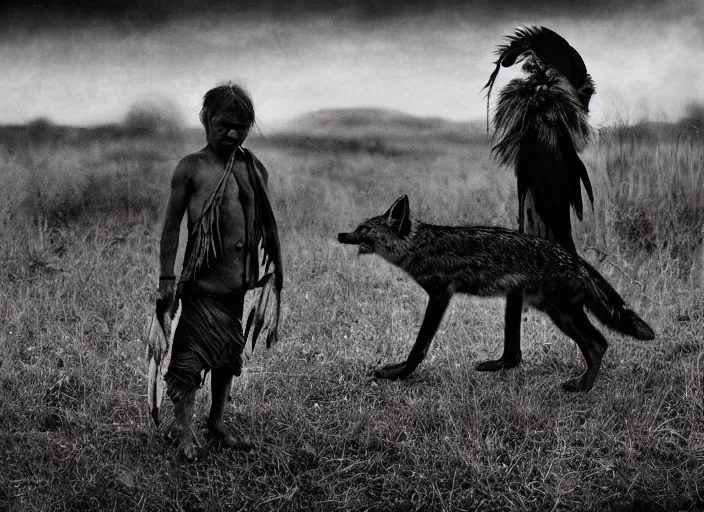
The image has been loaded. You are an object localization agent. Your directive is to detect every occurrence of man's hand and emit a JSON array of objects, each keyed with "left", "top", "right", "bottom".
[{"left": 157, "top": 279, "right": 177, "bottom": 314}]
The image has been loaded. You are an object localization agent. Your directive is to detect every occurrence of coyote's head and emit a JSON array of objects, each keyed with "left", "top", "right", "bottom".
[{"left": 338, "top": 195, "right": 414, "bottom": 263}]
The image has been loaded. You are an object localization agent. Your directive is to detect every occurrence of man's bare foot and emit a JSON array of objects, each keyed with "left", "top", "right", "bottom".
[
  {"left": 178, "top": 436, "right": 197, "bottom": 461},
  {"left": 164, "top": 423, "right": 181, "bottom": 444}
]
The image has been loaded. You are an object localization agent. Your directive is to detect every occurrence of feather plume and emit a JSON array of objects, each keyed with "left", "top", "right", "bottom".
[
  {"left": 484, "top": 26, "right": 595, "bottom": 131},
  {"left": 492, "top": 69, "right": 592, "bottom": 166},
  {"left": 243, "top": 237, "right": 281, "bottom": 356},
  {"left": 145, "top": 298, "right": 181, "bottom": 426}
]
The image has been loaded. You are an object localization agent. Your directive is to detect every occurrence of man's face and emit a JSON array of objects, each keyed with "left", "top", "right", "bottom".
[{"left": 206, "top": 110, "right": 251, "bottom": 155}]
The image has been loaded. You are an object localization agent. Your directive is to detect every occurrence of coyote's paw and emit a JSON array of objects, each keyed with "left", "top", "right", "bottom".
[
  {"left": 374, "top": 361, "right": 408, "bottom": 380},
  {"left": 561, "top": 374, "right": 595, "bottom": 393},
  {"left": 475, "top": 352, "right": 522, "bottom": 372}
]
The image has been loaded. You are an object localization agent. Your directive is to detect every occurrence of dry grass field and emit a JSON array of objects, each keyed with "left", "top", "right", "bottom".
[{"left": 0, "top": 111, "right": 702, "bottom": 511}]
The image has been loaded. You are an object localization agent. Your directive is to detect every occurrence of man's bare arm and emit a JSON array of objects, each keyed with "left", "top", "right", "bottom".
[{"left": 159, "top": 158, "right": 192, "bottom": 290}]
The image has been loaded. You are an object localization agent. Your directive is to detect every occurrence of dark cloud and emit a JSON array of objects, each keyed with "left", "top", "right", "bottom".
[
  {"left": 1, "top": 0, "right": 700, "bottom": 127},
  {"left": 1, "top": 0, "right": 698, "bottom": 31}
]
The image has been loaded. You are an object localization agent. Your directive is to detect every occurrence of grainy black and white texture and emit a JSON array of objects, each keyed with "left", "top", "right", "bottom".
[{"left": 1, "top": 1, "right": 703, "bottom": 510}]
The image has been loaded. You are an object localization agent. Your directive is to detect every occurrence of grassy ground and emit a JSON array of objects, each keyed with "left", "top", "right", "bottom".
[{"left": 0, "top": 116, "right": 702, "bottom": 511}]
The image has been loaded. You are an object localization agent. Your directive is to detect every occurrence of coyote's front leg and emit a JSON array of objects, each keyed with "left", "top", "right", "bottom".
[
  {"left": 475, "top": 289, "right": 523, "bottom": 371},
  {"left": 375, "top": 292, "right": 452, "bottom": 380}
]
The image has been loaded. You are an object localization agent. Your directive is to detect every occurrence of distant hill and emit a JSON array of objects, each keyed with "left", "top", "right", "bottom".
[
  {"left": 276, "top": 108, "right": 485, "bottom": 138},
  {"left": 256, "top": 108, "right": 489, "bottom": 156}
]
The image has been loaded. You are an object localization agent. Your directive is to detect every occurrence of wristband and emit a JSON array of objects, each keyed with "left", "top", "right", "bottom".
[{"left": 159, "top": 276, "right": 176, "bottom": 281}]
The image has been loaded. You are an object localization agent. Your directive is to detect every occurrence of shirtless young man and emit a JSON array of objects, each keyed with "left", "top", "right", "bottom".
[{"left": 158, "top": 83, "right": 283, "bottom": 460}]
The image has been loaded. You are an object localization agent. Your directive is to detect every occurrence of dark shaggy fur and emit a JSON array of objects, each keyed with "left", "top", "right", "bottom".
[{"left": 483, "top": 25, "right": 595, "bottom": 126}]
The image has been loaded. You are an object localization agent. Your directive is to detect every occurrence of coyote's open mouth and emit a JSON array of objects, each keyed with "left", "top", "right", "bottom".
[{"left": 358, "top": 242, "right": 372, "bottom": 254}]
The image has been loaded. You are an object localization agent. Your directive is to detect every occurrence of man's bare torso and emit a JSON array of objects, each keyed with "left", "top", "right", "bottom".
[{"left": 180, "top": 145, "right": 247, "bottom": 296}]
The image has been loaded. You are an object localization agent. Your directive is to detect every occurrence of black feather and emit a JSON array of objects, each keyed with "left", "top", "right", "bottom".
[
  {"left": 517, "top": 130, "right": 575, "bottom": 252},
  {"left": 560, "top": 137, "right": 594, "bottom": 211}
]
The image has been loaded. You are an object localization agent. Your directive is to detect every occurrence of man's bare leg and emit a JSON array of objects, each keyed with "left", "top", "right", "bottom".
[
  {"left": 173, "top": 390, "right": 197, "bottom": 461},
  {"left": 208, "top": 368, "right": 253, "bottom": 450}
]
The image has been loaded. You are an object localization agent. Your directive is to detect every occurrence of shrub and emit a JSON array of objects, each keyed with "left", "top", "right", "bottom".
[{"left": 122, "top": 99, "right": 184, "bottom": 137}]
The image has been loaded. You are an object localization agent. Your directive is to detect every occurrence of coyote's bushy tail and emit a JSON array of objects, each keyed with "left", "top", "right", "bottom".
[{"left": 581, "top": 263, "right": 655, "bottom": 340}]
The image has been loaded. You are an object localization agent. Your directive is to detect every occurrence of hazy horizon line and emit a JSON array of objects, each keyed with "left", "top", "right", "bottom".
[{"left": 8, "top": 104, "right": 699, "bottom": 133}]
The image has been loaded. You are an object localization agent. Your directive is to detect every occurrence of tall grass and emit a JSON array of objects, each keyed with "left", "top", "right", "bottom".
[
  {"left": 573, "top": 123, "right": 704, "bottom": 328},
  {"left": 593, "top": 123, "right": 704, "bottom": 266},
  {"left": 0, "top": 119, "right": 702, "bottom": 511}
]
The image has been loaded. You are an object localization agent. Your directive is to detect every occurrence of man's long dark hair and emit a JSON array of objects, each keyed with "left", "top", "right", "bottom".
[{"left": 200, "top": 82, "right": 255, "bottom": 133}]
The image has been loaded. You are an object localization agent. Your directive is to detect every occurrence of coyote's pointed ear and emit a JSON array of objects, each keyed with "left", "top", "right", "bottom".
[{"left": 385, "top": 195, "right": 412, "bottom": 238}]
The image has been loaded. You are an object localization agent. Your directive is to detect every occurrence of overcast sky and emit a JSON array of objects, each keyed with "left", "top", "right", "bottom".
[{"left": 1, "top": 0, "right": 702, "bottom": 130}]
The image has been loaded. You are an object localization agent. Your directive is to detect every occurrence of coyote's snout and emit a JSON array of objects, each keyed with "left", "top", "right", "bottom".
[
  {"left": 337, "top": 232, "right": 358, "bottom": 244},
  {"left": 337, "top": 231, "right": 373, "bottom": 254},
  {"left": 338, "top": 195, "right": 655, "bottom": 392}
]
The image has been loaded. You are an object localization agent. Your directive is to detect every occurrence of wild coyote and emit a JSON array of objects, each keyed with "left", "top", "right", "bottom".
[{"left": 338, "top": 196, "right": 654, "bottom": 392}]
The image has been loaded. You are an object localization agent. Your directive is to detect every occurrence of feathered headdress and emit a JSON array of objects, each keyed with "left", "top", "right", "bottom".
[{"left": 484, "top": 25, "right": 595, "bottom": 131}]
